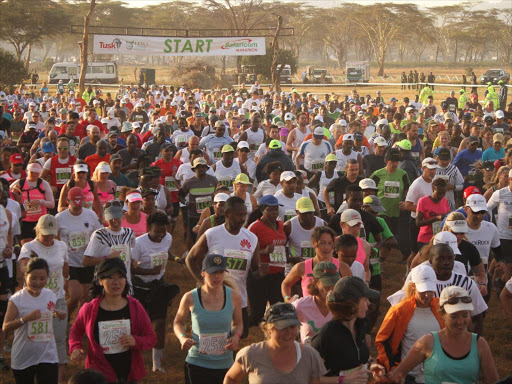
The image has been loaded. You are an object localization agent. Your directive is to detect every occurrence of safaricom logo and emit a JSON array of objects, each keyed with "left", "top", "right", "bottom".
[
  {"left": 222, "top": 39, "right": 258, "bottom": 52},
  {"left": 99, "top": 38, "right": 122, "bottom": 50}
]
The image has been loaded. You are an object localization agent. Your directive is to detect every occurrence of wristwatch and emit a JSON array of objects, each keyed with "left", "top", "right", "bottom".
[{"left": 19, "top": 317, "right": 25, "bottom": 325}]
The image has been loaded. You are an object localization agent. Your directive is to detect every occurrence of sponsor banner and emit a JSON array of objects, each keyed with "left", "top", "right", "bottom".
[{"left": 93, "top": 35, "right": 266, "bottom": 56}]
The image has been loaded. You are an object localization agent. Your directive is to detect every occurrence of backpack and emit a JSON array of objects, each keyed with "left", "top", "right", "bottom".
[
  {"left": 68, "top": 178, "right": 94, "bottom": 192},
  {"left": 19, "top": 178, "right": 45, "bottom": 195}
]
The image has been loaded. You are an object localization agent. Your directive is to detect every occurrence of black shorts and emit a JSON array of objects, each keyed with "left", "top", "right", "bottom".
[
  {"left": 20, "top": 221, "right": 37, "bottom": 240},
  {"left": 184, "top": 362, "right": 228, "bottom": 384},
  {"left": 132, "top": 278, "right": 180, "bottom": 320},
  {"left": 69, "top": 266, "right": 95, "bottom": 284},
  {"left": 0, "top": 265, "right": 11, "bottom": 295},
  {"left": 171, "top": 201, "right": 180, "bottom": 218}
]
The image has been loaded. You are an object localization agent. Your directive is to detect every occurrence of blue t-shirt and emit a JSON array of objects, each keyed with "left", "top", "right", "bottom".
[
  {"left": 452, "top": 149, "right": 482, "bottom": 176},
  {"left": 481, "top": 147, "right": 505, "bottom": 163}
]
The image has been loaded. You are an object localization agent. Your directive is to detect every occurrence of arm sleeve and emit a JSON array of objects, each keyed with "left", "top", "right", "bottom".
[
  {"left": 68, "top": 303, "right": 87, "bottom": 354},
  {"left": 375, "top": 307, "right": 398, "bottom": 372},
  {"left": 41, "top": 180, "right": 55, "bottom": 208},
  {"left": 132, "top": 301, "right": 156, "bottom": 351},
  {"left": 486, "top": 190, "right": 500, "bottom": 210},
  {"left": 453, "top": 168, "right": 464, "bottom": 191}
]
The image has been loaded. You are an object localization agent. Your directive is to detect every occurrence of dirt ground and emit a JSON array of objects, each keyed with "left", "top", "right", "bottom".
[{"left": 0, "top": 214, "right": 511, "bottom": 384}]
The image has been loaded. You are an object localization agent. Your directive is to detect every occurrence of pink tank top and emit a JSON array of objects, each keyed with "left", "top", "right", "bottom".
[
  {"left": 355, "top": 237, "right": 366, "bottom": 265},
  {"left": 82, "top": 182, "right": 95, "bottom": 210},
  {"left": 301, "top": 257, "right": 340, "bottom": 297},
  {"left": 121, "top": 212, "right": 147, "bottom": 237}
]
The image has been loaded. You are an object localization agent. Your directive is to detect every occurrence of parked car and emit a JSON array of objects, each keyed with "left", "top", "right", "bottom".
[{"left": 480, "top": 69, "right": 510, "bottom": 85}]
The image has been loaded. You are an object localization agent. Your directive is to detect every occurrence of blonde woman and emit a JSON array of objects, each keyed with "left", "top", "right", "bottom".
[
  {"left": 91, "top": 161, "right": 116, "bottom": 207},
  {"left": 483, "top": 165, "right": 510, "bottom": 201},
  {"left": 434, "top": 131, "right": 456, "bottom": 160}
]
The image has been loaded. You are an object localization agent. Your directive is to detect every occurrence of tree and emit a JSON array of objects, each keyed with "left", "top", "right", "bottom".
[
  {"left": 79, "top": 0, "right": 96, "bottom": 96},
  {"left": 0, "top": 48, "right": 29, "bottom": 89},
  {"left": 0, "top": 0, "right": 64, "bottom": 63},
  {"left": 270, "top": 15, "right": 283, "bottom": 93},
  {"left": 241, "top": 47, "right": 297, "bottom": 81}
]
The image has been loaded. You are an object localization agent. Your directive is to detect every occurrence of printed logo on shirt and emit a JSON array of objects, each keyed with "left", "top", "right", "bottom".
[
  {"left": 240, "top": 238, "right": 252, "bottom": 250},
  {"left": 47, "top": 301, "right": 56, "bottom": 311}
]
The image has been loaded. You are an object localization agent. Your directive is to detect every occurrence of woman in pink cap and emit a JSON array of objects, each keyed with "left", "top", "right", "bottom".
[{"left": 122, "top": 189, "right": 147, "bottom": 237}]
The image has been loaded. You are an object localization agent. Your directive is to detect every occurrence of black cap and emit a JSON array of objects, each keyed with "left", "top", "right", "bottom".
[
  {"left": 141, "top": 188, "right": 158, "bottom": 197},
  {"left": 202, "top": 254, "right": 227, "bottom": 274},
  {"left": 139, "top": 167, "right": 154, "bottom": 177},
  {"left": 354, "top": 132, "right": 364, "bottom": 141},
  {"left": 328, "top": 276, "right": 380, "bottom": 302},
  {"left": 468, "top": 136, "right": 479, "bottom": 144},
  {"left": 263, "top": 302, "right": 301, "bottom": 330},
  {"left": 483, "top": 161, "right": 494, "bottom": 171},
  {"left": 96, "top": 258, "right": 127, "bottom": 280},
  {"left": 110, "top": 153, "right": 122, "bottom": 162},
  {"left": 436, "top": 147, "right": 451, "bottom": 160},
  {"left": 385, "top": 148, "right": 400, "bottom": 162}
]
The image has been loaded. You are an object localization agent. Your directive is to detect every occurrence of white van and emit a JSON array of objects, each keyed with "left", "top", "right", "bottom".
[
  {"left": 48, "top": 62, "right": 118, "bottom": 84},
  {"left": 276, "top": 64, "right": 292, "bottom": 84}
]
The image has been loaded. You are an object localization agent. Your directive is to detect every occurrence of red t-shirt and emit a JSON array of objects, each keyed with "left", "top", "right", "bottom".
[
  {"left": 416, "top": 195, "right": 450, "bottom": 243},
  {"left": 248, "top": 219, "right": 287, "bottom": 274},
  {"left": 85, "top": 153, "right": 111, "bottom": 174},
  {"left": 79, "top": 119, "right": 107, "bottom": 135},
  {"left": 152, "top": 158, "right": 182, "bottom": 202}
]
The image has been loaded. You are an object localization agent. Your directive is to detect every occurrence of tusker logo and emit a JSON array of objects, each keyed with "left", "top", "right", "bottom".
[
  {"left": 221, "top": 38, "right": 259, "bottom": 51},
  {"left": 99, "top": 38, "right": 122, "bottom": 50}
]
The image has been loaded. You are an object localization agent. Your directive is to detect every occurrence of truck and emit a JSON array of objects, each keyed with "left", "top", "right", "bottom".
[
  {"left": 305, "top": 66, "right": 334, "bottom": 84},
  {"left": 276, "top": 64, "right": 292, "bottom": 84},
  {"left": 480, "top": 69, "right": 510, "bottom": 85},
  {"left": 345, "top": 61, "right": 370, "bottom": 83},
  {"left": 48, "top": 61, "right": 118, "bottom": 84}
]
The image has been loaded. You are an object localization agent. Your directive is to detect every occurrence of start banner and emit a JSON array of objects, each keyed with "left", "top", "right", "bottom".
[{"left": 93, "top": 35, "right": 266, "bottom": 56}]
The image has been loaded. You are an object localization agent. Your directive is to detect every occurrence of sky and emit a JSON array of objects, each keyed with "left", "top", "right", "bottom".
[{"left": 124, "top": 0, "right": 509, "bottom": 10}]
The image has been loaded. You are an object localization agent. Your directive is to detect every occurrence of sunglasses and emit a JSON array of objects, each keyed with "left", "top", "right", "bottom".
[
  {"left": 104, "top": 200, "right": 123, "bottom": 209},
  {"left": 444, "top": 296, "right": 472, "bottom": 305},
  {"left": 58, "top": 147, "right": 68, "bottom": 150}
]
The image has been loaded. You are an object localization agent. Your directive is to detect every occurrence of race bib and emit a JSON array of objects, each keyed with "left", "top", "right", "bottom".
[
  {"left": 115, "top": 186, "right": 123, "bottom": 199},
  {"left": 269, "top": 245, "right": 286, "bottom": 267},
  {"left": 311, "top": 160, "right": 324, "bottom": 171},
  {"left": 111, "top": 244, "right": 129, "bottom": 263},
  {"left": 217, "top": 176, "right": 233, "bottom": 190},
  {"left": 165, "top": 176, "right": 178, "bottom": 192},
  {"left": 150, "top": 251, "right": 167, "bottom": 269},
  {"left": 328, "top": 191, "right": 335, "bottom": 205},
  {"left": 213, "top": 148, "right": 222, "bottom": 161},
  {"left": 284, "top": 209, "right": 296, "bottom": 222},
  {"left": 383, "top": 181, "right": 400, "bottom": 199},
  {"left": 198, "top": 332, "right": 228, "bottom": 355},
  {"left": 195, "top": 196, "right": 212, "bottom": 214},
  {"left": 175, "top": 135, "right": 188, "bottom": 146},
  {"left": 432, "top": 221, "right": 442, "bottom": 235},
  {"left": 435, "top": 174, "right": 449, "bottom": 181},
  {"left": 69, "top": 231, "right": 88, "bottom": 252},
  {"left": 411, "top": 151, "right": 419, "bottom": 160},
  {"left": 56, "top": 167, "right": 72, "bottom": 185},
  {"left": 45, "top": 270, "right": 60, "bottom": 294},
  {"left": 224, "top": 249, "right": 249, "bottom": 275},
  {"left": 98, "top": 319, "right": 131, "bottom": 354},
  {"left": 300, "top": 241, "right": 315, "bottom": 259},
  {"left": 28, "top": 312, "right": 53, "bottom": 342},
  {"left": 23, "top": 200, "right": 42, "bottom": 215}
]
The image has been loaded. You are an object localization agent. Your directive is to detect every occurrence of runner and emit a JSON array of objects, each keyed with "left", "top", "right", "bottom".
[
  {"left": 121, "top": 190, "right": 147, "bottom": 237},
  {"left": 58, "top": 163, "right": 101, "bottom": 218},
  {"left": 230, "top": 173, "right": 256, "bottom": 217},
  {"left": 174, "top": 254, "right": 242, "bottom": 384},
  {"left": 274, "top": 171, "right": 302, "bottom": 222},
  {"left": 91, "top": 161, "right": 116, "bottom": 208}
]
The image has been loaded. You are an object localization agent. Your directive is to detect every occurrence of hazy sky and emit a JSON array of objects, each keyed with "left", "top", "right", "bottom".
[{"left": 125, "top": 0, "right": 509, "bottom": 10}]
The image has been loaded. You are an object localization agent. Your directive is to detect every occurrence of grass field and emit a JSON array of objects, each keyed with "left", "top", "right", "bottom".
[{"left": 0, "top": 215, "right": 511, "bottom": 384}]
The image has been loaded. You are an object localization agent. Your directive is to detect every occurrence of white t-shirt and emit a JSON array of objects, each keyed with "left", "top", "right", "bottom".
[
  {"left": 171, "top": 129, "right": 194, "bottom": 148},
  {"left": 9, "top": 288, "right": 58, "bottom": 370},
  {"left": 401, "top": 307, "right": 441, "bottom": 382},
  {"left": 466, "top": 221, "right": 500, "bottom": 265},
  {"left": 234, "top": 158, "right": 256, "bottom": 181},
  {"left": 132, "top": 233, "right": 172, "bottom": 283},
  {"left": 55, "top": 208, "right": 102, "bottom": 267},
  {"left": 334, "top": 149, "right": 359, "bottom": 172},
  {"left": 506, "top": 277, "right": 512, "bottom": 294},
  {"left": 19, "top": 239, "right": 68, "bottom": 300},
  {"left": 405, "top": 176, "right": 432, "bottom": 218},
  {"left": 350, "top": 261, "right": 365, "bottom": 281},
  {"left": 487, "top": 186, "right": 512, "bottom": 240},
  {"left": 205, "top": 224, "right": 258, "bottom": 308},
  {"left": 84, "top": 227, "right": 136, "bottom": 284},
  {"left": 274, "top": 190, "right": 301, "bottom": 222},
  {"left": 299, "top": 140, "right": 332, "bottom": 172}
]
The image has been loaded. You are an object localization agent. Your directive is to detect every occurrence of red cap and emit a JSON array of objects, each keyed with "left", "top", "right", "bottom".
[
  {"left": 494, "top": 159, "right": 504, "bottom": 171},
  {"left": 68, "top": 187, "right": 85, "bottom": 207},
  {"left": 10, "top": 154, "right": 24, "bottom": 165},
  {"left": 463, "top": 186, "right": 481, "bottom": 200}
]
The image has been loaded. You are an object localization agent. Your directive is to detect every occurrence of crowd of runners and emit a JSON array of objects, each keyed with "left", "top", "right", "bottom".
[{"left": 0, "top": 78, "right": 510, "bottom": 384}]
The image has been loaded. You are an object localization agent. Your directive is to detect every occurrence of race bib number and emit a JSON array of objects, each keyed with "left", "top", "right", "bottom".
[
  {"left": 115, "top": 186, "right": 123, "bottom": 199},
  {"left": 213, "top": 148, "right": 222, "bottom": 161},
  {"left": 28, "top": 312, "right": 53, "bottom": 342},
  {"left": 411, "top": 151, "right": 419, "bottom": 160},
  {"left": 111, "top": 244, "right": 129, "bottom": 263},
  {"left": 23, "top": 201, "right": 42, "bottom": 215},
  {"left": 218, "top": 177, "right": 233, "bottom": 190},
  {"left": 383, "top": 181, "right": 400, "bottom": 199},
  {"left": 432, "top": 221, "right": 442, "bottom": 235},
  {"left": 311, "top": 160, "right": 324, "bottom": 171},
  {"left": 69, "top": 231, "right": 88, "bottom": 252},
  {"left": 150, "top": 251, "right": 167, "bottom": 269},
  {"left": 175, "top": 135, "right": 188, "bottom": 146},
  {"left": 45, "top": 270, "right": 60, "bottom": 294},
  {"left": 56, "top": 167, "right": 72, "bottom": 185},
  {"left": 435, "top": 174, "right": 449, "bottom": 182},
  {"left": 198, "top": 332, "right": 228, "bottom": 355},
  {"left": 269, "top": 245, "right": 286, "bottom": 267},
  {"left": 195, "top": 196, "right": 212, "bottom": 214},
  {"left": 284, "top": 209, "right": 296, "bottom": 222},
  {"left": 98, "top": 319, "right": 131, "bottom": 354},
  {"left": 165, "top": 176, "right": 178, "bottom": 192},
  {"left": 224, "top": 249, "right": 249, "bottom": 274},
  {"left": 328, "top": 191, "right": 335, "bottom": 205},
  {"left": 300, "top": 241, "right": 315, "bottom": 259}
]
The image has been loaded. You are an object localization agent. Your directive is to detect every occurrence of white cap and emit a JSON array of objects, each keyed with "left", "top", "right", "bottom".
[
  {"left": 96, "top": 163, "right": 112, "bottom": 173},
  {"left": 93, "top": 99, "right": 100, "bottom": 105},
  {"left": 135, "top": 103, "right": 143, "bottom": 108},
  {"left": 126, "top": 191, "right": 143, "bottom": 202},
  {"left": 433, "top": 231, "right": 461, "bottom": 255},
  {"left": 314, "top": 115, "right": 324, "bottom": 123},
  {"left": 42, "top": 96, "right": 48, "bottom": 101},
  {"left": 439, "top": 286, "right": 474, "bottom": 314},
  {"left": 374, "top": 136, "right": 388, "bottom": 147},
  {"left": 359, "top": 178, "right": 377, "bottom": 190},
  {"left": 214, "top": 193, "right": 230, "bottom": 203},
  {"left": 445, "top": 219, "right": 468, "bottom": 234},
  {"left": 422, "top": 157, "right": 439, "bottom": 169},
  {"left": 495, "top": 110, "right": 505, "bottom": 119},
  {"left": 236, "top": 97, "right": 243, "bottom": 102},
  {"left": 280, "top": 171, "right": 297, "bottom": 182},
  {"left": 284, "top": 112, "right": 294, "bottom": 121},
  {"left": 411, "top": 264, "right": 437, "bottom": 293},
  {"left": 86, "top": 124, "right": 96, "bottom": 132},
  {"left": 465, "top": 194, "right": 488, "bottom": 213},
  {"left": 313, "top": 127, "right": 324, "bottom": 136},
  {"left": 340, "top": 209, "right": 363, "bottom": 226},
  {"left": 343, "top": 133, "right": 354, "bottom": 142},
  {"left": 237, "top": 141, "right": 249, "bottom": 150},
  {"left": 73, "top": 163, "right": 88, "bottom": 173},
  {"left": 376, "top": 118, "right": 388, "bottom": 127},
  {"left": 405, "top": 106, "right": 414, "bottom": 113},
  {"left": 132, "top": 122, "right": 141, "bottom": 129},
  {"left": 357, "top": 110, "right": 364, "bottom": 116},
  {"left": 29, "top": 102, "right": 36, "bottom": 107}
]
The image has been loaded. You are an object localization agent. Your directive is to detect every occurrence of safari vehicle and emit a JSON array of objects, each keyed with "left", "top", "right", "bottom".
[
  {"left": 346, "top": 61, "right": 370, "bottom": 83},
  {"left": 48, "top": 61, "right": 118, "bottom": 84},
  {"left": 305, "top": 66, "right": 333, "bottom": 84},
  {"left": 276, "top": 64, "right": 292, "bottom": 84}
]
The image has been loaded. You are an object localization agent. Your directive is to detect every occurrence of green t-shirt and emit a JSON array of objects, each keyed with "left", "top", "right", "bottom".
[
  {"left": 370, "top": 168, "right": 410, "bottom": 218},
  {"left": 368, "top": 216, "right": 394, "bottom": 276},
  {"left": 328, "top": 111, "right": 340, "bottom": 121}
]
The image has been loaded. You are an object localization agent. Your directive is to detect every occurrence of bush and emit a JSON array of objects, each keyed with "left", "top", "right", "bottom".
[
  {"left": 42, "top": 58, "right": 55, "bottom": 72},
  {"left": 0, "top": 48, "right": 29, "bottom": 90},
  {"left": 167, "top": 59, "right": 216, "bottom": 89}
]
